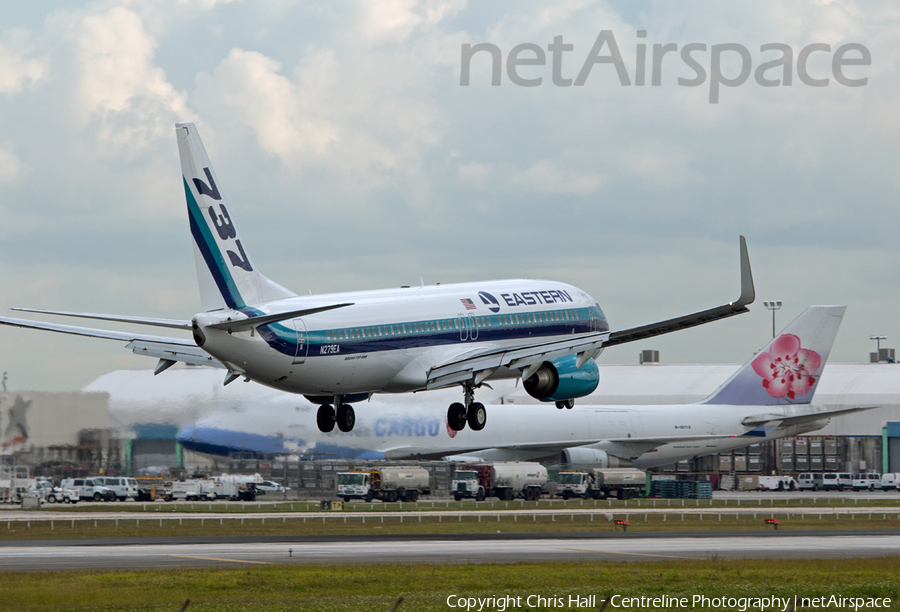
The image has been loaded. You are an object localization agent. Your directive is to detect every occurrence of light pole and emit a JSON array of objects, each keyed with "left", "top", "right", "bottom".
[
  {"left": 764, "top": 301, "right": 782, "bottom": 338},
  {"left": 870, "top": 335, "right": 887, "bottom": 362}
]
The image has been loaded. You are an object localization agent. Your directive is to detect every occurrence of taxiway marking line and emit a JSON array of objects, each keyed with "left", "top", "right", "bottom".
[
  {"left": 557, "top": 548, "right": 695, "bottom": 560},
  {"left": 167, "top": 554, "right": 270, "bottom": 565}
]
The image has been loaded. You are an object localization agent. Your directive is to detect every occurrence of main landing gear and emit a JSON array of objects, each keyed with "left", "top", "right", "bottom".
[
  {"left": 316, "top": 397, "right": 356, "bottom": 433},
  {"left": 555, "top": 399, "right": 575, "bottom": 409},
  {"left": 447, "top": 384, "right": 487, "bottom": 432}
]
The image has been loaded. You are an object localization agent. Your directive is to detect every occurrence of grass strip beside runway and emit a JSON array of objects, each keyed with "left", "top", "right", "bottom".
[{"left": 1, "top": 558, "right": 898, "bottom": 611}]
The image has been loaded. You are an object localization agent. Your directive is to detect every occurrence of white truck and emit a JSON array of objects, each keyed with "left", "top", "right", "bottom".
[
  {"left": 452, "top": 462, "right": 548, "bottom": 501},
  {"left": 337, "top": 467, "right": 431, "bottom": 502},
  {"left": 756, "top": 475, "right": 797, "bottom": 492},
  {"left": 557, "top": 468, "right": 647, "bottom": 500},
  {"left": 164, "top": 480, "right": 217, "bottom": 501}
]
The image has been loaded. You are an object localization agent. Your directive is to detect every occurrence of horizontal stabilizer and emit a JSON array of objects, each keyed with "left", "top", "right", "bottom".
[
  {"left": 206, "top": 303, "right": 354, "bottom": 332},
  {"left": 11, "top": 308, "right": 191, "bottom": 330},
  {"left": 0, "top": 316, "right": 195, "bottom": 345},
  {"left": 742, "top": 405, "right": 877, "bottom": 428}
]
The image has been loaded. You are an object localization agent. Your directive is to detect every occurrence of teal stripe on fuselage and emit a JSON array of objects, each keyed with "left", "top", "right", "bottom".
[{"left": 297, "top": 307, "right": 607, "bottom": 358}]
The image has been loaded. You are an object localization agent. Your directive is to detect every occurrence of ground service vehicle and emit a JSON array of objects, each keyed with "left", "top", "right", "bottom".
[
  {"left": 96, "top": 477, "right": 139, "bottom": 501},
  {"left": 61, "top": 478, "right": 116, "bottom": 502},
  {"left": 164, "top": 480, "right": 217, "bottom": 501},
  {"left": 452, "top": 462, "right": 547, "bottom": 501},
  {"left": 881, "top": 473, "right": 900, "bottom": 491},
  {"left": 337, "top": 467, "right": 430, "bottom": 502},
  {"left": 822, "top": 473, "right": 853, "bottom": 491},
  {"left": 797, "top": 473, "right": 824, "bottom": 491},
  {"left": 557, "top": 468, "right": 647, "bottom": 499},
  {"left": 852, "top": 474, "right": 880, "bottom": 491},
  {"left": 755, "top": 475, "right": 797, "bottom": 491}
]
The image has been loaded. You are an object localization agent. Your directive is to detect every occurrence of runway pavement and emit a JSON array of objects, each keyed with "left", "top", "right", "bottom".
[{"left": 2, "top": 531, "right": 900, "bottom": 571}]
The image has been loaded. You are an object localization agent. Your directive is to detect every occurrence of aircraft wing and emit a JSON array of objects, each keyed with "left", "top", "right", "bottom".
[
  {"left": 0, "top": 316, "right": 222, "bottom": 372},
  {"left": 426, "top": 236, "right": 754, "bottom": 389},
  {"left": 602, "top": 235, "right": 754, "bottom": 347}
]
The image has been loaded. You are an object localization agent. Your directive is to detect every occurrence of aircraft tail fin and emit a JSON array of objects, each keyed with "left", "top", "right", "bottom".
[
  {"left": 176, "top": 122, "right": 296, "bottom": 311},
  {"left": 703, "top": 305, "right": 845, "bottom": 406}
]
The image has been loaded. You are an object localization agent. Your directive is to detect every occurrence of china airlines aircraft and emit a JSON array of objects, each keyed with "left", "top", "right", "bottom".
[
  {"left": 0, "top": 123, "right": 754, "bottom": 435},
  {"left": 168, "top": 306, "right": 865, "bottom": 468}
]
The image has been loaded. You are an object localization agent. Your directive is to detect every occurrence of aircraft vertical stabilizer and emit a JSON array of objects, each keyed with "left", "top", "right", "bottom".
[
  {"left": 176, "top": 122, "right": 296, "bottom": 311},
  {"left": 702, "top": 305, "right": 845, "bottom": 406}
]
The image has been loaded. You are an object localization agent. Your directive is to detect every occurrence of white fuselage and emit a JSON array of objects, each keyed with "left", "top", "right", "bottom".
[
  {"left": 193, "top": 279, "right": 606, "bottom": 396},
  {"left": 130, "top": 369, "right": 833, "bottom": 468}
]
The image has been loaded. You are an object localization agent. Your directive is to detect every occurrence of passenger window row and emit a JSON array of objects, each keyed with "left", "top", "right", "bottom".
[{"left": 323, "top": 309, "right": 580, "bottom": 342}]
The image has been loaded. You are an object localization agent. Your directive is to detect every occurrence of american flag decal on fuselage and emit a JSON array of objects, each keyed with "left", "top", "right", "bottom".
[{"left": 460, "top": 298, "right": 477, "bottom": 310}]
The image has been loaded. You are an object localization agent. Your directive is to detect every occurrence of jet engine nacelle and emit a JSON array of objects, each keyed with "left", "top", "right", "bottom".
[
  {"left": 523, "top": 355, "right": 599, "bottom": 402},
  {"left": 560, "top": 447, "right": 632, "bottom": 470}
]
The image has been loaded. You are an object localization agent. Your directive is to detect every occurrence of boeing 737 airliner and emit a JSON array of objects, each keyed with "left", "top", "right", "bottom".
[{"left": 0, "top": 123, "right": 755, "bottom": 434}]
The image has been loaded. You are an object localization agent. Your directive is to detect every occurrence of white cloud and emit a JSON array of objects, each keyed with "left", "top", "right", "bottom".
[
  {"left": 358, "top": 0, "right": 466, "bottom": 43},
  {"left": 0, "top": 35, "right": 44, "bottom": 95},
  {"left": 67, "top": 7, "right": 187, "bottom": 153},
  {"left": 0, "top": 146, "right": 22, "bottom": 182},
  {"left": 196, "top": 48, "right": 339, "bottom": 161}
]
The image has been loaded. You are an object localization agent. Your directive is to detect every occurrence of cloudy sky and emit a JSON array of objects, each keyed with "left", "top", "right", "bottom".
[{"left": 0, "top": 0, "right": 897, "bottom": 392}]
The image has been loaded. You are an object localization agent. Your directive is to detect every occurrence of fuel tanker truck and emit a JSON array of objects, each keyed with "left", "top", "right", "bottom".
[
  {"left": 336, "top": 467, "right": 431, "bottom": 503},
  {"left": 556, "top": 468, "right": 647, "bottom": 500},
  {"left": 451, "top": 462, "right": 548, "bottom": 501}
]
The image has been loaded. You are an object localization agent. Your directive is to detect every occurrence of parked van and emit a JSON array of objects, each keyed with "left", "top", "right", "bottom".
[
  {"left": 797, "top": 473, "right": 824, "bottom": 491},
  {"left": 822, "top": 473, "right": 853, "bottom": 491},
  {"left": 881, "top": 473, "right": 900, "bottom": 491},
  {"left": 61, "top": 478, "right": 115, "bottom": 502},
  {"left": 852, "top": 474, "right": 881, "bottom": 491},
  {"left": 95, "top": 477, "right": 138, "bottom": 501}
]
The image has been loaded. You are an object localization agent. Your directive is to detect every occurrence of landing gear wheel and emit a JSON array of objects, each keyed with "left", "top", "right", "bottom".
[
  {"left": 467, "top": 402, "right": 487, "bottom": 431},
  {"left": 448, "top": 402, "right": 467, "bottom": 431},
  {"left": 337, "top": 404, "right": 355, "bottom": 432},
  {"left": 317, "top": 404, "right": 336, "bottom": 433},
  {"left": 555, "top": 399, "right": 575, "bottom": 409}
]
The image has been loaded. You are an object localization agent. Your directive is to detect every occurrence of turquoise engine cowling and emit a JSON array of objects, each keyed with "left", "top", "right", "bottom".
[{"left": 523, "top": 354, "right": 599, "bottom": 402}]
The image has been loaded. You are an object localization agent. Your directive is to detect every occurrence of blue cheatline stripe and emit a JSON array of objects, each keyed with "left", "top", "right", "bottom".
[{"left": 184, "top": 178, "right": 245, "bottom": 309}]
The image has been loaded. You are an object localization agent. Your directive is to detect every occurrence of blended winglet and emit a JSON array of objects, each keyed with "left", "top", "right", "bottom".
[{"left": 604, "top": 235, "right": 755, "bottom": 347}]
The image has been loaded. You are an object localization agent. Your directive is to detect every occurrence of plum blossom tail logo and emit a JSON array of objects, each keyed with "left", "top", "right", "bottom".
[
  {"left": 751, "top": 334, "right": 822, "bottom": 400},
  {"left": 445, "top": 418, "right": 458, "bottom": 438}
]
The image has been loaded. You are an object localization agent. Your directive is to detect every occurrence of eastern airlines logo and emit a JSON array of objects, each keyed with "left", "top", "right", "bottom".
[
  {"left": 478, "top": 291, "right": 501, "bottom": 313},
  {"left": 473, "top": 289, "right": 573, "bottom": 312}
]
